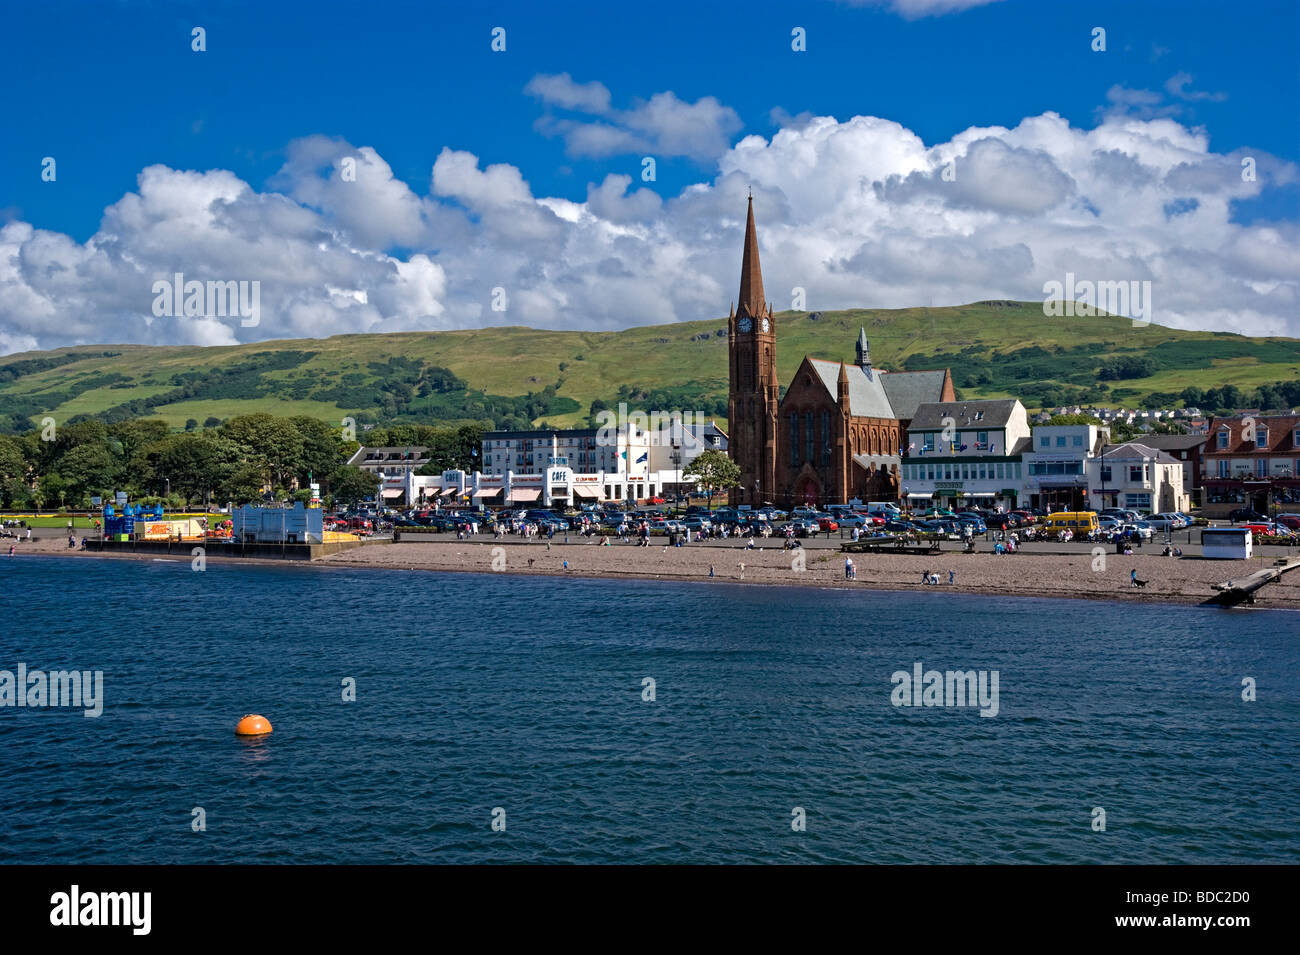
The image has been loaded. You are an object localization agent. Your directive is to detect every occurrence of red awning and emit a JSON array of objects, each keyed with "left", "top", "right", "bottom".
[
  {"left": 473, "top": 488, "right": 502, "bottom": 498},
  {"left": 572, "top": 485, "right": 600, "bottom": 498}
]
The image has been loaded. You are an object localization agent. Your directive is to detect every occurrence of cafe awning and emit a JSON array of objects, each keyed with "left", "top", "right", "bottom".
[
  {"left": 381, "top": 489, "right": 404, "bottom": 499},
  {"left": 572, "top": 486, "right": 600, "bottom": 498},
  {"left": 508, "top": 488, "right": 541, "bottom": 502},
  {"left": 473, "top": 488, "right": 502, "bottom": 498},
  {"left": 438, "top": 487, "right": 457, "bottom": 497}
]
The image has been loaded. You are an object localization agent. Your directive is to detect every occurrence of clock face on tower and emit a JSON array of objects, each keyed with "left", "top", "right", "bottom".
[
  {"left": 738, "top": 316, "right": 753, "bottom": 333},
  {"left": 761, "top": 317, "right": 770, "bottom": 333}
]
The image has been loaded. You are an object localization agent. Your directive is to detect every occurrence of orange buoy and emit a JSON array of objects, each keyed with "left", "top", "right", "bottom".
[{"left": 235, "top": 714, "right": 272, "bottom": 736}]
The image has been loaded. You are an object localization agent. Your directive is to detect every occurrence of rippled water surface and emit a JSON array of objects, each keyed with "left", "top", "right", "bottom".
[{"left": 1, "top": 556, "right": 1296, "bottom": 864}]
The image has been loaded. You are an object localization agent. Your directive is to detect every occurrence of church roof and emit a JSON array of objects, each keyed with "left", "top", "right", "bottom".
[
  {"left": 807, "top": 358, "right": 896, "bottom": 418},
  {"left": 879, "top": 369, "right": 950, "bottom": 421},
  {"left": 736, "top": 196, "right": 767, "bottom": 319}
]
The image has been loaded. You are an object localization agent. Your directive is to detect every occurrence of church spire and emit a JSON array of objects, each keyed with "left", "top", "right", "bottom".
[
  {"left": 856, "top": 328, "right": 871, "bottom": 369},
  {"left": 737, "top": 194, "right": 766, "bottom": 319}
]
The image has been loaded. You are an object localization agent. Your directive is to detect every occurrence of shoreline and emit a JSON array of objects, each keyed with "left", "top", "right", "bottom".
[{"left": 14, "top": 536, "right": 1300, "bottom": 610}]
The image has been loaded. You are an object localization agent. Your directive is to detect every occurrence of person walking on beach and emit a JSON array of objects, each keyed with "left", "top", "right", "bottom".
[
  {"left": 845, "top": 557, "right": 856, "bottom": 580},
  {"left": 7, "top": 544, "right": 13, "bottom": 557},
  {"left": 709, "top": 565, "right": 715, "bottom": 579}
]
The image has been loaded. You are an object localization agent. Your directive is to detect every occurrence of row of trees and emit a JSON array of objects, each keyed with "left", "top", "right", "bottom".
[{"left": 0, "top": 414, "right": 458, "bottom": 511}]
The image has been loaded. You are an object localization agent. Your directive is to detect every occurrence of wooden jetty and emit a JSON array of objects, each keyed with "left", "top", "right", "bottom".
[{"left": 1208, "top": 557, "right": 1300, "bottom": 606}]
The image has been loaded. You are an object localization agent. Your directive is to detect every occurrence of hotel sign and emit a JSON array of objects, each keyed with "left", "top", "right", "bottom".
[{"left": 934, "top": 481, "right": 963, "bottom": 489}]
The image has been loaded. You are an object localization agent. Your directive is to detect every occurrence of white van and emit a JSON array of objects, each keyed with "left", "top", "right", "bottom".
[{"left": 865, "top": 501, "right": 901, "bottom": 518}]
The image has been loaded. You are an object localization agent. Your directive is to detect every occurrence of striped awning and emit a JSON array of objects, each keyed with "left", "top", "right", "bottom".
[
  {"left": 438, "top": 487, "right": 457, "bottom": 497},
  {"left": 473, "top": 488, "right": 502, "bottom": 498},
  {"left": 508, "top": 488, "right": 541, "bottom": 502},
  {"left": 572, "top": 486, "right": 600, "bottom": 498}
]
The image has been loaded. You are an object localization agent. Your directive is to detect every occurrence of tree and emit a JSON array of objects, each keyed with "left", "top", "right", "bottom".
[
  {"left": 289, "top": 415, "right": 346, "bottom": 486},
  {"left": 330, "top": 465, "right": 380, "bottom": 506},
  {"left": 683, "top": 449, "right": 741, "bottom": 511},
  {"left": 56, "top": 443, "right": 122, "bottom": 504},
  {"left": 219, "top": 414, "right": 301, "bottom": 489},
  {"left": 0, "top": 435, "right": 30, "bottom": 508}
]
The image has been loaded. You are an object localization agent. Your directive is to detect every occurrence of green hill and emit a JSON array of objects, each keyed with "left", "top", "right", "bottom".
[{"left": 3, "top": 301, "right": 1298, "bottom": 433}]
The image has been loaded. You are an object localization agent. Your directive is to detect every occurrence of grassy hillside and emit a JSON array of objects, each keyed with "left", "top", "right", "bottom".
[{"left": 2, "top": 301, "right": 1298, "bottom": 432}]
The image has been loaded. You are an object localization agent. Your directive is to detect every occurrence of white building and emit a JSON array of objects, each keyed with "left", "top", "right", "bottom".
[
  {"left": 1088, "top": 443, "right": 1188, "bottom": 514},
  {"left": 899, "top": 399, "right": 1032, "bottom": 511},
  {"left": 1022, "top": 423, "right": 1109, "bottom": 512}
]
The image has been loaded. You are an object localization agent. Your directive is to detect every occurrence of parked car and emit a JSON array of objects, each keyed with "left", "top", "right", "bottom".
[
  {"left": 986, "top": 513, "right": 1016, "bottom": 530},
  {"left": 884, "top": 519, "right": 919, "bottom": 533},
  {"left": 816, "top": 517, "right": 839, "bottom": 532},
  {"left": 1143, "top": 514, "right": 1183, "bottom": 531},
  {"left": 1229, "top": 508, "right": 1268, "bottom": 523},
  {"left": 1276, "top": 514, "right": 1300, "bottom": 532},
  {"left": 1242, "top": 521, "right": 1292, "bottom": 539}
]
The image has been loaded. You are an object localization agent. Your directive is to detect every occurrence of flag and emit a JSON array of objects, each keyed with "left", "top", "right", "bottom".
[
  {"left": 908, "top": 442, "right": 915, "bottom": 451},
  {"left": 989, "top": 442, "right": 996, "bottom": 453},
  {"left": 636, "top": 452, "right": 648, "bottom": 463},
  {"left": 959, "top": 443, "right": 968, "bottom": 451}
]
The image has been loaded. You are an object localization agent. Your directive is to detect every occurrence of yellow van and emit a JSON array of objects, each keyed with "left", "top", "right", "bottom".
[{"left": 1044, "top": 511, "right": 1099, "bottom": 535}]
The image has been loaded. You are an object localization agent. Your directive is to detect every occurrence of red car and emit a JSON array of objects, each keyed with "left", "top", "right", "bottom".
[
  {"left": 1276, "top": 515, "right": 1300, "bottom": 532},
  {"left": 1241, "top": 522, "right": 1288, "bottom": 539},
  {"left": 817, "top": 517, "right": 839, "bottom": 532}
]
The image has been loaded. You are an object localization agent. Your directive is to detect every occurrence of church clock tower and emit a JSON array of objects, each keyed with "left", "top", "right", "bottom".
[{"left": 727, "top": 195, "right": 778, "bottom": 506}]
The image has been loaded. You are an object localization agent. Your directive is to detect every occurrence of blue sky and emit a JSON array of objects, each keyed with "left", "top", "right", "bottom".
[{"left": 1, "top": 0, "right": 1297, "bottom": 352}]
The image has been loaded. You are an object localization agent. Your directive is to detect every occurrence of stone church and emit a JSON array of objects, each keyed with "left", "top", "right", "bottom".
[{"left": 727, "top": 197, "right": 954, "bottom": 507}]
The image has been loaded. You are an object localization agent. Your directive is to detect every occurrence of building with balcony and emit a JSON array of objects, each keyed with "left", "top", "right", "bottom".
[{"left": 1200, "top": 413, "right": 1300, "bottom": 517}]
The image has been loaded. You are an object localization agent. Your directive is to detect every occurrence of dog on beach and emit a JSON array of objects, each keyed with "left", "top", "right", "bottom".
[
  {"left": 527, "top": 558, "right": 535, "bottom": 568},
  {"left": 1130, "top": 569, "right": 1148, "bottom": 588}
]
